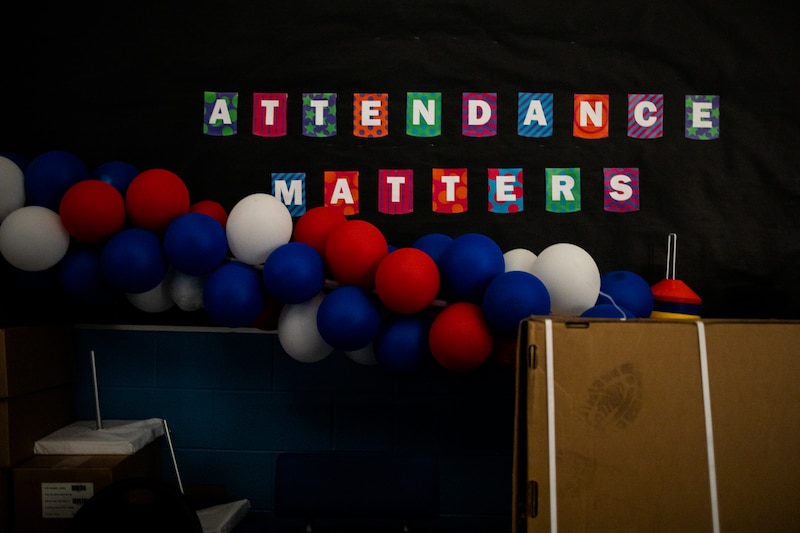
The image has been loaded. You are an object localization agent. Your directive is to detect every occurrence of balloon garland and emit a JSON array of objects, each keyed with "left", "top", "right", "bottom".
[{"left": 0, "top": 150, "right": 660, "bottom": 375}]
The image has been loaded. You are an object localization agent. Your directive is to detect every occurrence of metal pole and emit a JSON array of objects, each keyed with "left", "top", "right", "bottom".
[
  {"left": 90, "top": 350, "right": 103, "bottom": 430},
  {"left": 162, "top": 419, "right": 184, "bottom": 493}
]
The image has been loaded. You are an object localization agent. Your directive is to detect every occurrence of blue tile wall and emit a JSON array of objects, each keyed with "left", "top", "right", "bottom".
[{"left": 73, "top": 326, "right": 515, "bottom": 529}]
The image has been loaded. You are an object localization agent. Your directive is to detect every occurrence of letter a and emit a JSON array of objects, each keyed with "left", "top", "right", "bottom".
[
  {"left": 203, "top": 91, "right": 238, "bottom": 136},
  {"left": 518, "top": 92, "right": 553, "bottom": 138}
]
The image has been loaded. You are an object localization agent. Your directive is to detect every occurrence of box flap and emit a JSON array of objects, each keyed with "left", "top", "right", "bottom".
[{"left": 702, "top": 320, "right": 800, "bottom": 531}]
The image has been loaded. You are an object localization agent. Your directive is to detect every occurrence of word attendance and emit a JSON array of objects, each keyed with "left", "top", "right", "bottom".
[{"left": 203, "top": 91, "right": 720, "bottom": 140}]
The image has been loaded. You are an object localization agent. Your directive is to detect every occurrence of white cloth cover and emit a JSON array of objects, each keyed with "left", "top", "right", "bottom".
[
  {"left": 196, "top": 499, "right": 251, "bottom": 533},
  {"left": 33, "top": 418, "right": 165, "bottom": 455}
]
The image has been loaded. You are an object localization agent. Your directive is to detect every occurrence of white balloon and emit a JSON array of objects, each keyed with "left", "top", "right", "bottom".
[
  {"left": 530, "top": 242, "right": 600, "bottom": 316},
  {"left": 346, "top": 344, "right": 378, "bottom": 366},
  {"left": 126, "top": 275, "right": 175, "bottom": 313},
  {"left": 169, "top": 271, "right": 206, "bottom": 312},
  {"left": 277, "top": 292, "right": 334, "bottom": 363},
  {"left": 0, "top": 206, "right": 70, "bottom": 271},
  {"left": 226, "top": 193, "right": 293, "bottom": 265},
  {"left": 504, "top": 248, "right": 538, "bottom": 274},
  {"left": 0, "top": 156, "right": 25, "bottom": 222}
]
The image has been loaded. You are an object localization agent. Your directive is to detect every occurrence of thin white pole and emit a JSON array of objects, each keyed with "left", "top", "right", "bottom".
[
  {"left": 90, "top": 350, "right": 103, "bottom": 430},
  {"left": 162, "top": 419, "right": 184, "bottom": 493}
]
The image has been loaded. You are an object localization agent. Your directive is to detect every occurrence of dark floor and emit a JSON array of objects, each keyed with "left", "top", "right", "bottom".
[{"left": 233, "top": 511, "right": 511, "bottom": 532}]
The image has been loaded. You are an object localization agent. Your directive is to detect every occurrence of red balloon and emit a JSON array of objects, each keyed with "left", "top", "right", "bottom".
[
  {"left": 59, "top": 180, "right": 126, "bottom": 243},
  {"left": 293, "top": 206, "right": 347, "bottom": 257},
  {"left": 375, "top": 247, "right": 440, "bottom": 314},
  {"left": 429, "top": 302, "right": 494, "bottom": 372},
  {"left": 190, "top": 200, "right": 228, "bottom": 229},
  {"left": 125, "top": 168, "right": 190, "bottom": 233},
  {"left": 251, "top": 292, "right": 285, "bottom": 332},
  {"left": 324, "top": 219, "right": 388, "bottom": 288},
  {"left": 490, "top": 334, "right": 518, "bottom": 368}
]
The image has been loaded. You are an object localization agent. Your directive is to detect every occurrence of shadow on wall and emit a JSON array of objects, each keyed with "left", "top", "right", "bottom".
[{"left": 72, "top": 326, "right": 516, "bottom": 530}]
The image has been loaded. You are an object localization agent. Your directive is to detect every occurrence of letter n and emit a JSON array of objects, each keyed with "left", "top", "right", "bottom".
[{"left": 573, "top": 94, "right": 608, "bottom": 139}]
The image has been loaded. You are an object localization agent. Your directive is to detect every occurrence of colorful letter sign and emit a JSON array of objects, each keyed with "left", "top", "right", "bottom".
[
  {"left": 685, "top": 95, "right": 720, "bottom": 140},
  {"left": 546, "top": 167, "right": 581, "bottom": 213},
  {"left": 203, "top": 91, "right": 238, "bottom": 136},
  {"left": 406, "top": 92, "right": 441, "bottom": 137},
  {"left": 378, "top": 169, "right": 414, "bottom": 214},
  {"left": 303, "top": 93, "right": 337, "bottom": 137},
  {"left": 627, "top": 94, "right": 663, "bottom": 139},
  {"left": 253, "top": 93, "right": 288, "bottom": 137},
  {"left": 432, "top": 168, "right": 468, "bottom": 213},
  {"left": 573, "top": 94, "right": 609, "bottom": 139}
]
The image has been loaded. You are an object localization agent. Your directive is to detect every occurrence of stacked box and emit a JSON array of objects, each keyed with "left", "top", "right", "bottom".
[
  {"left": 1, "top": 385, "right": 75, "bottom": 467},
  {"left": 0, "top": 326, "right": 76, "bottom": 399},
  {"left": 0, "top": 467, "right": 10, "bottom": 533},
  {"left": 512, "top": 318, "right": 800, "bottom": 533},
  {"left": 0, "top": 326, "right": 76, "bottom": 531},
  {"left": 13, "top": 441, "right": 161, "bottom": 533},
  {"left": 1, "top": 326, "right": 76, "bottom": 467}
]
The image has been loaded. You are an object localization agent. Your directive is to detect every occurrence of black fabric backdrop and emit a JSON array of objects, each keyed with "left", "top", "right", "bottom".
[{"left": 1, "top": 0, "right": 798, "bottom": 324}]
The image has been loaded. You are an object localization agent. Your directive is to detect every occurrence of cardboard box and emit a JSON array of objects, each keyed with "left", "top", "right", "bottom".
[
  {"left": 1, "top": 467, "right": 11, "bottom": 533},
  {"left": 0, "top": 326, "right": 75, "bottom": 399},
  {"left": 512, "top": 318, "right": 800, "bottom": 533},
  {"left": 0, "top": 385, "right": 75, "bottom": 467},
  {"left": 13, "top": 440, "right": 161, "bottom": 533}
]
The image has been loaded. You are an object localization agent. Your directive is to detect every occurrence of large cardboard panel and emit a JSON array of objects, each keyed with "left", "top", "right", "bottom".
[
  {"left": 513, "top": 318, "right": 800, "bottom": 533},
  {"left": 12, "top": 440, "right": 161, "bottom": 533},
  {"left": 0, "top": 386, "right": 75, "bottom": 468},
  {"left": 1, "top": 468, "right": 11, "bottom": 533},
  {"left": 701, "top": 320, "right": 800, "bottom": 531},
  {"left": 0, "top": 326, "right": 75, "bottom": 398}
]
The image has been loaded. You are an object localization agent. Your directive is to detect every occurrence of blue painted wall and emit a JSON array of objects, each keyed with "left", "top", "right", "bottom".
[{"left": 73, "top": 326, "right": 514, "bottom": 530}]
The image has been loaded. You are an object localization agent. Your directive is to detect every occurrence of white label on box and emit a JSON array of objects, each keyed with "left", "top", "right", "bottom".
[{"left": 41, "top": 482, "right": 94, "bottom": 518}]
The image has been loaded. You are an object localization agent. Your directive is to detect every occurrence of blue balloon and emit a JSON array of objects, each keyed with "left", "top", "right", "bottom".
[
  {"left": 316, "top": 286, "right": 380, "bottom": 351},
  {"left": 101, "top": 228, "right": 167, "bottom": 294},
  {"left": 374, "top": 314, "right": 431, "bottom": 374},
  {"left": 438, "top": 233, "right": 505, "bottom": 303},
  {"left": 203, "top": 261, "right": 265, "bottom": 327},
  {"left": 581, "top": 303, "right": 635, "bottom": 319},
  {"left": 262, "top": 242, "right": 325, "bottom": 304},
  {"left": 92, "top": 160, "right": 139, "bottom": 196},
  {"left": 164, "top": 212, "right": 228, "bottom": 276},
  {"left": 24, "top": 150, "right": 89, "bottom": 210},
  {"left": 59, "top": 244, "right": 114, "bottom": 305},
  {"left": 482, "top": 271, "right": 551, "bottom": 336},
  {"left": 596, "top": 270, "right": 654, "bottom": 318},
  {"left": 411, "top": 233, "right": 452, "bottom": 265}
]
